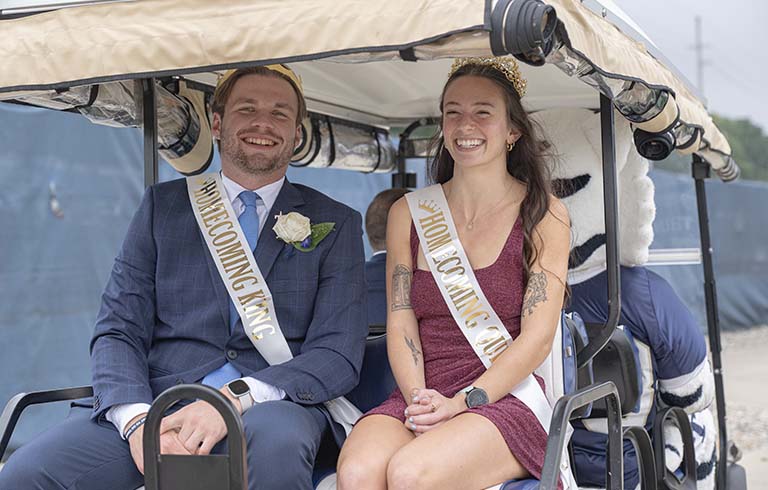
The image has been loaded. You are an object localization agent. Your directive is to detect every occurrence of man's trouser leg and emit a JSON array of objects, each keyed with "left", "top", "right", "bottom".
[
  {"left": 232, "top": 400, "right": 329, "bottom": 490},
  {"left": 0, "top": 405, "right": 142, "bottom": 490}
]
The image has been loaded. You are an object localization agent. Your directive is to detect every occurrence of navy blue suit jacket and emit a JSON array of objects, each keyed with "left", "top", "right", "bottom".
[
  {"left": 365, "top": 253, "right": 387, "bottom": 328},
  {"left": 90, "top": 178, "right": 367, "bottom": 442}
]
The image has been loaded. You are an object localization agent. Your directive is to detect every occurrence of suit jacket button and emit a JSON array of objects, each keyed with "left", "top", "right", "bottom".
[{"left": 226, "top": 350, "right": 238, "bottom": 360}]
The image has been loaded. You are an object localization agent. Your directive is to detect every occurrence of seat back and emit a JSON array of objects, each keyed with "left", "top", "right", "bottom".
[
  {"left": 563, "top": 312, "right": 594, "bottom": 419},
  {"left": 584, "top": 324, "right": 641, "bottom": 417},
  {"left": 536, "top": 311, "right": 593, "bottom": 420},
  {"left": 344, "top": 333, "right": 396, "bottom": 413}
]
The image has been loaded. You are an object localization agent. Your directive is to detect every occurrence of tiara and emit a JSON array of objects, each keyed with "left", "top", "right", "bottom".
[{"left": 448, "top": 57, "right": 527, "bottom": 98}]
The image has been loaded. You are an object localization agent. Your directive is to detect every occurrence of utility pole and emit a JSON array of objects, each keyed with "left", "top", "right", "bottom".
[{"left": 693, "top": 15, "right": 706, "bottom": 95}]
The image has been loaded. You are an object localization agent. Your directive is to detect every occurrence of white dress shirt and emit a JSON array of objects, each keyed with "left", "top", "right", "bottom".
[{"left": 107, "top": 173, "right": 287, "bottom": 438}]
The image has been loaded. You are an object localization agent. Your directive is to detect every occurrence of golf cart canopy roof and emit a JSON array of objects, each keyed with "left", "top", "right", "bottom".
[{"left": 0, "top": 0, "right": 738, "bottom": 180}]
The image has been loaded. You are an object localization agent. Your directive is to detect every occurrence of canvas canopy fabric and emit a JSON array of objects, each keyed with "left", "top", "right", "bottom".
[{"left": 0, "top": 0, "right": 736, "bottom": 177}]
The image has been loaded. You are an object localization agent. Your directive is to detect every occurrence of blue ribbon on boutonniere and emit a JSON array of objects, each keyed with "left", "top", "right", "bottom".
[{"left": 273, "top": 212, "right": 335, "bottom": 252}]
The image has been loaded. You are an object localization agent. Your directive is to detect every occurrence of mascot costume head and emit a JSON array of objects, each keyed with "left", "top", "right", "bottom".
[{"left": 531, "top": 107, "right": 655, "bottom": 284}]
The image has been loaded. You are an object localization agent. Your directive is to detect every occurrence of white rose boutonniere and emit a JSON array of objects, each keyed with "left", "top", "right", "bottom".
[{"left": 273, "top": 212, "right": 335, "bottom": 252}]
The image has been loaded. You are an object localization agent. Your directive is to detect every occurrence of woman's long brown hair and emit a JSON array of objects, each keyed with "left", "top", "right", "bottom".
[{"left": 428, "top": 63, "right": 554, "bottom": 287}]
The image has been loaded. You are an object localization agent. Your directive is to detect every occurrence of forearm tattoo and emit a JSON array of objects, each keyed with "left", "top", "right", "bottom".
[
  {"left": 391, "top": 264, "right": 412, "bottom": 311},
  {"left": 404, "top": 335, "right": 421, "bottom": 366},
  {"left": 522, "top": 271, "right": 548, "bottom": 317}
]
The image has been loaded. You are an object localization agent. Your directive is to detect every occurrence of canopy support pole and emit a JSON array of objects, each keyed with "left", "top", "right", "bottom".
[
  {"left": 392, "top": 119, "right": 428, "bottom": 189},
  {"left": 140, "top": 78, "right": 159, "bottom": 188},
  {"left": 692, "top": 155, "right": 728, "bottom": 489},
  {"left": 578, "top": 94, "right": 621, "bottom": 367}
]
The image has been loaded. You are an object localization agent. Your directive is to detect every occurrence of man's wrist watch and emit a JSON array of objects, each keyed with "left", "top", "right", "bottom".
[
  {"left": 461, "top": 386, "right": 489, "bottom": 408},
  {"left": 226, "top": 379, "right": 253, "bottom": 412}
]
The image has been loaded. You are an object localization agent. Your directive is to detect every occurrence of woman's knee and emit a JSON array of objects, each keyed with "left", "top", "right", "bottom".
[
  {"left": 386, "top": 448, "right": 432, "bottom": 490},
  {"left": 337, "top": 456, "right": 378, "bottom": 490},
  {"left": 337, "top": 444, "right": 392, "bottom": 490}
]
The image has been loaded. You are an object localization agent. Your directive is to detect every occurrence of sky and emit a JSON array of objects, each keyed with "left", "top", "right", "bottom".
[{"left": 614, "top": 0, "right": 768, "bottom": 133}]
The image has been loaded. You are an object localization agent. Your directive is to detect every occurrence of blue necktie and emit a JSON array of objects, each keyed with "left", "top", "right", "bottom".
[{"left": 202, "top": 191, "right": 261, "bottom": 388}]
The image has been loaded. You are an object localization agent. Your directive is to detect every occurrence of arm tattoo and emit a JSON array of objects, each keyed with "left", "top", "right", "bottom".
[
  {"left": 404, "top": 335, "right": 421, "bottom": 366},
  {"left": 391, "top": 264, "right": 412, "bottom": 311},
  {"left": 522, "top": 271, "right": 548, "bottom": 317}
]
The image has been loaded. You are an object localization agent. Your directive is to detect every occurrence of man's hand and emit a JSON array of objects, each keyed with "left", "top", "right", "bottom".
[
  {"left": 158, "top": 389, "right": 241, "bottom": 457},
  {"left": 127, "top": 413, "right": 192, "bottom": 475},
  {"left": 403, "top": 388, "right": 465, "bottom": 435}
]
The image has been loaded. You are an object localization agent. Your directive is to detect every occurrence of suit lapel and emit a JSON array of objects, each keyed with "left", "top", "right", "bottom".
[{"left": 255, "top": 179, "right": 306, "bottom": 280}]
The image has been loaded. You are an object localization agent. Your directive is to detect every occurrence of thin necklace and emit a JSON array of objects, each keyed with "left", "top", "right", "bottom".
[{"left": 463, "top": 183, "right": 515, "bottom": 230}]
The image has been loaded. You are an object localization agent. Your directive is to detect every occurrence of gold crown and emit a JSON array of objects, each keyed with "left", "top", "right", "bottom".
[
  {"left": 448, "top": 57, "right": 527, "bottom": 98},
  {"left": 216, "top": 64, "right": 304, "bottom": 95}
]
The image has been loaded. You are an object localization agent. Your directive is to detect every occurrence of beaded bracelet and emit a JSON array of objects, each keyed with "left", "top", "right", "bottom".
[{"left": 123, "top": 415, "right": 147, "bottom": 441}]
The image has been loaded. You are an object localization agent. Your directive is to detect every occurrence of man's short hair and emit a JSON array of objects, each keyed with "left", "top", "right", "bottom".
[
  {"left": 365, "top": 188, "right": 410, "bottom": 252},
  {"left": 211, "top": 66, "right": 308, "bottom": 123}
]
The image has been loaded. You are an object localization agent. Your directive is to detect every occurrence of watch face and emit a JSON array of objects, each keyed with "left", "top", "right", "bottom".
[
  {"left": 228, "top": 379, "right": 250, "bottom": 396},
  {"left": 466, "top": 387, "right": 489, "bottom": 408}
]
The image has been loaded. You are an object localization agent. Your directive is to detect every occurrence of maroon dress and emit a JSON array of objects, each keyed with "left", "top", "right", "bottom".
[{"left": 364, "top": 216, "right": 550, "bottom": 480}]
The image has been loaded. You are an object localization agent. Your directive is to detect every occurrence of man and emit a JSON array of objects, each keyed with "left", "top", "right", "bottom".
[
  {"left": 568, "top": 266, "right": 716, "bottom": 490},
  {"left": 0, "top": 65, "right": 367, "bottom": 490},
  {"left": 363, "top": 188, "right": 409, "bottom": 328}
]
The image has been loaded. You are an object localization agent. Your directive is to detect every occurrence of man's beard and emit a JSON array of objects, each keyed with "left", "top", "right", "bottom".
[{"left": 219, "top": 124, "right": 294, "bottom": 175}]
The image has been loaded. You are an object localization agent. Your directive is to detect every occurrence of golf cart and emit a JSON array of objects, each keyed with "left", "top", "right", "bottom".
[{"left": 0, "top": 0, "right": 746, "bottom": 488}]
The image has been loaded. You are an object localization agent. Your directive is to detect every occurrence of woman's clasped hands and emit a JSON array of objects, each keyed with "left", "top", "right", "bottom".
[{"left": 404, "top": 388, "right": 465, "bottom": 435}]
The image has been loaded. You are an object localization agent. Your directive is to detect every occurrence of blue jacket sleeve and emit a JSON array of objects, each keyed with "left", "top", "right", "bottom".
[{"left": 89, "top": 186, "right": 157, "bottom": 419}]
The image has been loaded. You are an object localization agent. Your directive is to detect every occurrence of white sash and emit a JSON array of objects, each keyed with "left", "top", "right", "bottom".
[
  {"left": 186, "top": 173, "right": 361, "bottom": 435},
  {"left": 406, "top": 185, "right": 576, "bottom": 489}
]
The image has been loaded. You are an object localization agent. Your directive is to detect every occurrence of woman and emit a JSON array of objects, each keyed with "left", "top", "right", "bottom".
[{"left": 337, "top": 57, "right": 571, "bottom": 489}]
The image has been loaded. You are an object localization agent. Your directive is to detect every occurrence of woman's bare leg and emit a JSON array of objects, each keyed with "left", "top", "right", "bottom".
[
  {"left": 387, "top": 412, "right": 531, "bottom": 490},
  {"left": 337, "top": 414, "right": 415, "bottom": 490}
]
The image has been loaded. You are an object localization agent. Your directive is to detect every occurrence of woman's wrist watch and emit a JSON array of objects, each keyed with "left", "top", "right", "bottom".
[
  {"left": 225, "top": 379, "right": 253, "bottom": 412},
  {"left": 461, "top": 386, "right": 489, "bottom": 408}
]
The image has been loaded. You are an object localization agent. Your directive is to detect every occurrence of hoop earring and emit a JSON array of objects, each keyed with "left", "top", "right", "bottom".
[{"left": 506, "top": 141, "right": 515, "bottom": 152}]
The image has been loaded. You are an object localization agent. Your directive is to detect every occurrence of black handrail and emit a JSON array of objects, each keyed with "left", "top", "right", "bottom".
[
  {"left": 623, "top": 425, "right": 658, "bottom": 489},
  {"left": 653, "top": 406, "right": 697, "bottom": 490},
  {"left": 539, "top": 381, "right": 623, "bottom": 490},
  {"left": 0, "top": 385, "right": 94, "bottom": 462},
  {"left": 577, "top": 93, "right": 621, "bottom": 368},
  {"left": 143, "top": 384, "right": 246, "bottom": 490},
  {"left": 692, "top": 154, "right": 729, "bottom": 490}
]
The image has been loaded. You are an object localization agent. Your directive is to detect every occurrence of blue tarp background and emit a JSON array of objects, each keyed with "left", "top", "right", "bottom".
[{"left": 1, "top": 104, "right": 766, "bottom": 451}]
